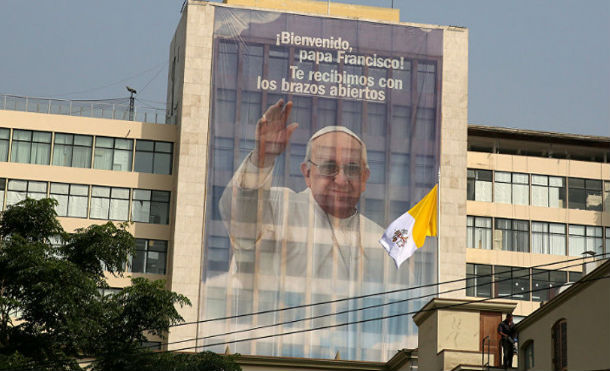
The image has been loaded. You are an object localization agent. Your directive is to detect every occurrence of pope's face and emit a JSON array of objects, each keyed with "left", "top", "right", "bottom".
[{"left": 301, "top": 132, "right": 370, "bottom": 218}]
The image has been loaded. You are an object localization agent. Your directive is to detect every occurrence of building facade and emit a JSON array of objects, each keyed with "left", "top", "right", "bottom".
[{"left": 0, "top": 0, "right": 608, "bottom": 366}]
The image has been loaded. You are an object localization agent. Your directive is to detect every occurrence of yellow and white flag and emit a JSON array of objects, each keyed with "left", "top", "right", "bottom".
[{"left": 379, "top": 185, "right": 438, "bottom": 268}]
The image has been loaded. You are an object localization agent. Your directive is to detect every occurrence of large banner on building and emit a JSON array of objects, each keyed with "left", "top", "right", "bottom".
[{"left": 201, "top": 6, "right": 442, "bottom": 362}]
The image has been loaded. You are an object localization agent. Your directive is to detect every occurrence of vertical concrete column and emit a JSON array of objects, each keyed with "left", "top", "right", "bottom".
[
  {"left": 167, "top": 2, "right": 215, "bottom": 351},
  {"left": 439, "top": 27, "right": 469, "bottom": 297}
]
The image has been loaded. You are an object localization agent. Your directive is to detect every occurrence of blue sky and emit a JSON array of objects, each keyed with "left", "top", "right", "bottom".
[{"left": 1, "top": 0, "right": 608, "bottom": 136}]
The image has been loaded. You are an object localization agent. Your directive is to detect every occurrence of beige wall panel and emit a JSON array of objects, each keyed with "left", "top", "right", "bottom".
[
  {"left": 437, "top": 310, "right": 479, "bottom": 352},
  {"left": 0, "top": 162, "right": 173, "bottom": 191},
  {"left": 525, "top": 156, "right": 569, "bottom": 176},
  {"left": 438, "top": 26, "right": 468, "bottom": 298},
  {"left": 58, "top": 218, "right": 171, "bottom": 240},
  {"left": 468, "top": 151, "right": 609, "bottom": 181},
  {"left": 567, "top": 159, "right": 608, "bottom": 179},
  {"left": 417, "top": 311, "right": 440, "bottom": 371},
  {"left": 466, "top": 248, "right": 581, "bottom": 271},
  {"left": 467, "top": 151, "right": 493, "bottom": 169},
  {"left": 0, "top": 110, "right": 177, "bottom": 141},
  {"left": 467, "top": 202, "right": 606, "bottom": 226}
]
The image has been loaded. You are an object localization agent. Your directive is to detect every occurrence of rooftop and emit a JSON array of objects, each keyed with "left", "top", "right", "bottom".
[{"left": 0, "top": 94, "right": 167, "bottom": 125}]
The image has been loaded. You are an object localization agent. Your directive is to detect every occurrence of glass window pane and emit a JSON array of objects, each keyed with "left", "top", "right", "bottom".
[
  {"left": 96, "top": 137, "right": 114, "bottom": 148},
  {"left": 115, "top": 139, "right": 133, "bottom": 150},
  {"left": 72, "top": 146, "right": 92, "bottom": 168},
  {"left": 135, "top": 151, "right": 153, "bottom": 173},
  {"left": 113, "top": 149, "right": 132, "bottom": 171},
  {"left": 94, "top": 147, "right": 113, "bottom": 170},
  {"left": 110, "top": 198, "right": 129, "bottom": 221},
  {"left": 136, "top": 140, "right": 154, "bottom": 151},
  {"left": 153, "top": 152, "right": 172, "bottom": 175}
]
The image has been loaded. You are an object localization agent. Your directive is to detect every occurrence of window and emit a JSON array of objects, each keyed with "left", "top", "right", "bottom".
[
  {"left": 415, "top": 108, "right": 436, "bottom": 141},
  {"left": 239, "top": 91, "right": 262, "bottom": 129},
  {"left": 368, "top": 151, "right": 385, "bottom": 184},
  {"left": 132, "top": 189, "right": 170, "bottom": 224},
  {"left": 552, "top": 319, "right": 567, "bottom": 371},
  {"left": 94, "top": 137, "right": 133, "bottom": 171},
  {"left": 494, "top": 171, "right": 529, "bottom": 205},
  {"left": 289, "top": 144, "right": 306, "bottom": 178},
  {"left": 99, "top": 287, "right": 122, "bottom": 297},
  {"left": 415, "top": 155, "right": 435, "bottom": 187},
  {"left": 523, "top": 340, "right": 534, "bottom": 370},
  {"left": 52, "top": 133, "right": 93, "bottom": 168},
  {"left": 568, "top": 225, "right": 603, "bottom": 256},
  {"left": 364, "top": 198, "right": 384, "bottom": 226},
  {"left": 568, "top": 271, "right": 582, "bottom": 282},
  {"left": 50, "top": 183, "right": 89, "bottom": 218},
  {"left": 466, "top": 263, "right": 492, "bottom": 297},
  {"left": 268, "top": 48, "right": 288, "bottom": 83},
  {"left": 242, "top": 45, "right": 263, "bottom": 81},
  {"left": 600, "top": 182, "right": 610, "bottom": 211},
  {"left": 11, "top": 129, "right": 52, "bottom": 165},
  {"left": 390, "top": 105, "right": 410, "bottom": 140},
  {"left": 214, "top": 89, "right": 236, "bottom": 125},
  {"left": 568, "top": 177, "right": 602, "bottom": 211},
  {"left": 494, "top": 265, "right": 530, "bottom": 300},
  {"left": 390, "top": 153, "right": 409, "bottom": 186},
  {"left": 606, "top": 227, "right": 610, "bottom": 255},
  {"left": 366, "top": 102, "right": 386, "bottom": 137},
  {"left": 417, "top": 62, "right": 436, "bottom": 103},
  {"left": 467, "top": 169, "right": 492, "bottom": 202},
  {"left": 283, "top": 292, "right": 305, "bottom": 328},
  {"left": 342, "top": 100, "right": 362, "bottom": 134},
  {"left": 0, "top": 128, "right": 9, "bottom": 161},
  {"left": 317, "top": 98, "right": 337, "bottom": 127},
  {"left": 89, "top": 186, "right": 130, "bottom": 220},
  {"left": 467, "top": 216, "right": 492, "bottom": 249},
  {"left": 531, "top": 222, "right": 566, "bottom": 255},
  {"left": 532, "top": 175, "right": 566, "bottom": 208},
  {"left": 134, "top": 140, "right": 173, "bottom": 174},
  {"left": 531, "top": 269, "right": 566, "bottom": 302},
  {"left": 129, "top": 239, "right": 167, "bottom": 274},
  {"left": 5, "top": 180, "right": 48, "bottom": 206},
  {"left": 0, "top": 178, "right": 5, "bottom": 210},
  {"left": 217, "top": 41, "right": 238, "bottom": 87},
  {"left": 207, "top": 236, "right": 230, "bottom": 273},
  {"left": 291, "top": 96, "right": 312, "bottom": 131},
  {"left": 213, "top": 137, "right": 234, "bottom": 172},
  {"left": 512, "top": 173, "right": 529, "bottom": 205},
  {"left": 495, "top": 218, "right": 529, "bottom": 252}
]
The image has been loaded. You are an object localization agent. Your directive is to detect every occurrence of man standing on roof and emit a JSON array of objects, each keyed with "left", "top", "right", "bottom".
[{"left": 498, "top": 313, "right": 517, "bottom": 369}]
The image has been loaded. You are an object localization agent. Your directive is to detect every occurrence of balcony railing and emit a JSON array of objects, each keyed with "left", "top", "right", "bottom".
[{"left": 0, "top": 94, "right": 167, "bottom": 124}]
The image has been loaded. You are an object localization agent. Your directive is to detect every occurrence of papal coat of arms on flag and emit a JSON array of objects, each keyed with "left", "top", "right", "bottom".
[
  {"left": 392, "top": 229, "right": 410, "bottom": 249},
  {"left": 380, "top": 185, "right": 438, "bottom": 268}
]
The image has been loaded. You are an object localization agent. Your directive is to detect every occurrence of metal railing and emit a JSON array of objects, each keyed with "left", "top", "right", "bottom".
[
  {"left": 0, "top": 94, "right": 168, "bottom": 124},
  {"left": 482, "top": 335, "right": 491, "bottom": 369}
]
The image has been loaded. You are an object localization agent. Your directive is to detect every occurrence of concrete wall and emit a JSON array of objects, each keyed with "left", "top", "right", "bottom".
[
  {"left": 438, "top": 26, "right": 469, "bottom": 297},
  {"left": 166, "top": 2, "right": 215, "bottom": 351}
]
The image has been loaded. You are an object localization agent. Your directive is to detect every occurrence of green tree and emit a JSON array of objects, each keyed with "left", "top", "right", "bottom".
[{"left": 0, "top": 198, "right": 240, "bottom": 371}]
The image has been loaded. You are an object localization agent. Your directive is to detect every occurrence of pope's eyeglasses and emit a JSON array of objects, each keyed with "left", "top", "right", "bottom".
[{"left": 308, "top": 160, "right": 362, "bottom": 178}]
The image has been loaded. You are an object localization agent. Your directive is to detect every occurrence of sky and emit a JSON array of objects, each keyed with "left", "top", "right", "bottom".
[{"left": 1, "top": 0, "right": 608, "bottom": 136}]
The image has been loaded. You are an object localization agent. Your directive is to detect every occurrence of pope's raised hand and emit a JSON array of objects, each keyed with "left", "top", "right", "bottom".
[{"left": 252, "top": 99, "right": 298, "bottom": 168}]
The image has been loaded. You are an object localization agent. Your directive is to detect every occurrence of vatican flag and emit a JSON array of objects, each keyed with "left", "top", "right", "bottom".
[{"left": 379, "top": 185, "right": 438, "bottom": 268}]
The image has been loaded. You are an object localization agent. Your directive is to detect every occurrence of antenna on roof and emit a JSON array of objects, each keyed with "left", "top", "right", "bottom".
[{"left": 126, "top": 86, "right": 137, "bottom": 121}]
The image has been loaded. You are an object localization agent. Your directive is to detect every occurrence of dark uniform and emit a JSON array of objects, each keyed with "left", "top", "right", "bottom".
[{"left": 498, "top": 317, "right": 516, "bottom": 369}]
